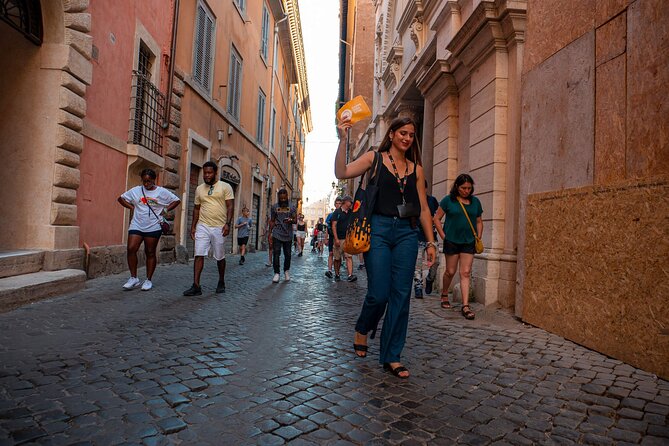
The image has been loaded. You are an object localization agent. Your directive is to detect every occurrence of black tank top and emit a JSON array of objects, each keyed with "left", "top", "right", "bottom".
[
  {"left": 297, "top": 222, "right": 306, "bottom": 231},
  {"left": 373, "top": 159, "right": 420, "bottom": 218}
]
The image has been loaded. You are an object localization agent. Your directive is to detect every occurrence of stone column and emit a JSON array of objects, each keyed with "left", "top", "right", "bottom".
[{"left": 421, "top": 97, "right": 434, "bottom": 190}]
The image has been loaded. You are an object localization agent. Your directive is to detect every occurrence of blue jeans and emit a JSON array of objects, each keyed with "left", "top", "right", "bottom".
[{"left": 355, "top": 215, "right": 418, "bottom": 364}]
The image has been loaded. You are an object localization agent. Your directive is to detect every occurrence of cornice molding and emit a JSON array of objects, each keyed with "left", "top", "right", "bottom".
[{"left": 283, "top": 0, "right": 312, "bottom": 132}]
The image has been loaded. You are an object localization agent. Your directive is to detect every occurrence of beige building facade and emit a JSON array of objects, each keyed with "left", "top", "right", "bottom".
[
  {"left": 174, "top": 0, "right": 311, "bottom": 255},
  {"left": 359, "top": 0, "right": 526, "bottom": 307}
]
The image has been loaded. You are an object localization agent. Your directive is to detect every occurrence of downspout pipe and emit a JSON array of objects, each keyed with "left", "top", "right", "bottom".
[{"left": 162, "top": 0, "right": 180, "bottom": 129}]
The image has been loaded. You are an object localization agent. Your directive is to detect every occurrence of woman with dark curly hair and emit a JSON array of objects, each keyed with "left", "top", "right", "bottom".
[{"left": 433, "top": 173, "right": 483, "bottom": 320}]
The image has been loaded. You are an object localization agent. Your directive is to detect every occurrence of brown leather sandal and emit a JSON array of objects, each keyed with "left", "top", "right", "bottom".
[
  {"left": 461, "top": 304, "right": 475, "bottom": 320},
  {"left": 440, "top": 294, "right": 451, "bottom": 309}
]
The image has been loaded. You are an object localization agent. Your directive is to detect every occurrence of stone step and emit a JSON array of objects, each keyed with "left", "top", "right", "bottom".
[
  {"left": 0, "top": 269, "right": 87, "bottom": 313},
  {"left": 0, "top": 250, "right": 44, "bottom": 279}
]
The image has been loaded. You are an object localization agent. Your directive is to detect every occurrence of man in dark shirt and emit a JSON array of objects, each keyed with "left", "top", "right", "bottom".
[
  {"left": 269, "top": 189, "right": 297, "bottom": 283},
  {"left": 324, "top": 197, "right": 342, "bottom": 278},
  {"left": 331, "top": 196, "right": 357, "bottom": 282}
]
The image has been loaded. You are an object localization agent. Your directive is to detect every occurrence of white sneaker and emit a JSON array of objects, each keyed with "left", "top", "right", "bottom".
[
  {"left": 123, "top": 277, "right": 140, "bottom": 290},
  {"left": 141, "top": 279, "right": 153, "bottom": 291},
  {"left": 272, "top": 273, "right": 280, "bottom": 283},
  {"left": 284, "top": 271, "right": 290, "bottom": 282}
]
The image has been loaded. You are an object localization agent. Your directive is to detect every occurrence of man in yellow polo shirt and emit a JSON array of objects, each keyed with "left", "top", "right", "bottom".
[{"left": 183, "top": 161, "right": 235, "bottom": 296}]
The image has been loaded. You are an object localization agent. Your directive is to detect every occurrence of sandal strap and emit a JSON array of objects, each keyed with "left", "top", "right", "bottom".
[{"left": 353, "top": 344, "right": 368, "bottom": 352}]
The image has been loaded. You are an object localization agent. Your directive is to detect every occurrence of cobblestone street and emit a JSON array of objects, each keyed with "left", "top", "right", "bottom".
[{"left": 0, "top": 251, "right": 667, "bottom": 445}]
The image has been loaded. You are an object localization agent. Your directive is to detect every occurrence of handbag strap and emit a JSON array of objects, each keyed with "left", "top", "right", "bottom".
[
  {"left": 364, "top": 151, "right": 382, "bottom": 187},
  {"left": 457, "top": 198, "right": 478, "bottom": 238},
  {"left": 142, "top": 187, "right": 162, "bottom": 222}
]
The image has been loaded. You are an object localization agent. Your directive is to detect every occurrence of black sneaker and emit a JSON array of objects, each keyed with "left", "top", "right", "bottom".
[
  {"left": 347, "top": 274, "right": 357, "bottom": 282},
  {"left": 216, "top": 281, "right": 226, "bottom": 294},
  {"left": 358, "top": 264, "right": 365, "bottom": 270},
  {"left": 334, "top": 275, "right": 341, "bottom": 281},
  {"left": 415, "top": 287, "right": 423, "bottom": 299},
  {"left": 325, "top": 271, "right": 333, "bottom": 278},
  {"left": 239, "top": 256, "right": 245, "bottom": 265},
  {"left": 183, "top": 284, "right": 202, "bottom": 296},
  {"left": 425, "top": 278, "right": 433, "bottom": 295}
]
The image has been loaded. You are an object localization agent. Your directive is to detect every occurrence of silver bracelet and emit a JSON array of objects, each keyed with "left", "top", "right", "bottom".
[{"left": 424, "top": 241, "right": 438, "bottom": 250}]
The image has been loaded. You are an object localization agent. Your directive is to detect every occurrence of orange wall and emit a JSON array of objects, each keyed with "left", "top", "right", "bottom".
[
  {"left": 77, "top": 140, "right": 129, "bottom": 247},
  {"left": 85, "top": 0, "right": 173, "bottom": 140},
  {"left": 78, "top": 0, "right": 175, "bottom": 247}
]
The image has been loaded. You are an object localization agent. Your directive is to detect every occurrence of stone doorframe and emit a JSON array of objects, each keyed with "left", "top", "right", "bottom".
[{"left": 45, "top": 0, "right": 93, "bottom": 250}]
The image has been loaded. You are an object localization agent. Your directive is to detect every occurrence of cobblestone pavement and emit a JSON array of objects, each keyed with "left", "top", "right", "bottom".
[{"left": 0, "top": 250, "right": 668, "bottom": 446}]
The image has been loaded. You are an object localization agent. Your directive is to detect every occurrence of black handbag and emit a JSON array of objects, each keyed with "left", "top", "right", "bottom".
[
  {"left": 343, "top": 152, "right": 382, "bottom": 255},
  {"left": 142, "top": 187, "right": 171, "bottom": 235}
]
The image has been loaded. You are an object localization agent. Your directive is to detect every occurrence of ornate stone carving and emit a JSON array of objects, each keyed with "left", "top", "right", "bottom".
[{"left": 410, "top": 17, "right": 424, "bottom": 52}]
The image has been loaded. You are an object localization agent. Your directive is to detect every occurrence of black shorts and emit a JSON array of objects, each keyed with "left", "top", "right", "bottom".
[
  {"left": 328, "top": 233, "right": 334, "bottom": 251},
  {"left": 443, "top": 240, "right": 475, "bottom": 255},
  {"left": 128, "top": 229, "right": 162, "bottom": 239},
  {"left": 237, "top": 237, "right": 249, "bottom": 246}
]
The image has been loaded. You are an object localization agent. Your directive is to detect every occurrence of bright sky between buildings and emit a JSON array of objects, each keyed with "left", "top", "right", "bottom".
[{"left": 299, "top": 0, "right": 340, "bottom": 204}]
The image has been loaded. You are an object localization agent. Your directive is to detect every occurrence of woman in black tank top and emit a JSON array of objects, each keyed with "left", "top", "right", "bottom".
[{"left": 334, "top": 116, "right": 438, "bottom": 379}]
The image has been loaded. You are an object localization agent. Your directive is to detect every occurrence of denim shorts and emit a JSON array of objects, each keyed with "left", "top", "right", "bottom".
[
  {"left": 443, "top": 240, "right": 475, "bottom": 255},
  {"left": 128, "top": 229, "right": 162, "bottom": 239}
]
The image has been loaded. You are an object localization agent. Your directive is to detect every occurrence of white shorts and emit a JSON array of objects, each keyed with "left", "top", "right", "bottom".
[
  {"left": 296, "top": 231, "right": 306, "bottom": 239},
  {"left": 194, "top": 223, "right": 226, "bottom": 260}
]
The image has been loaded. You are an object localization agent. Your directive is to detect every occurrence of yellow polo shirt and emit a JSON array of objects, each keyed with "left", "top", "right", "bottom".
[{"left": 194, "top": 181, "right": 235, "bottom": 226}]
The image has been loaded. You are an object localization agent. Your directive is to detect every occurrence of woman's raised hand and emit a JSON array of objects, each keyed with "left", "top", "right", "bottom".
[{"left": 337, "top": 117, "right": 353, "bottom": 138}]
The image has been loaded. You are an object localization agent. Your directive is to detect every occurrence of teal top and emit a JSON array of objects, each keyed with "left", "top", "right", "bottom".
[{"left": 439, "top": 195, "right": 483, "bottom": 244}]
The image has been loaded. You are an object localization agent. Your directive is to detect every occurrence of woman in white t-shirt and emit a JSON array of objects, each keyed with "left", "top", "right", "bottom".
[{"left": 118, "top": 169, "right": 180, "bottom": 291}]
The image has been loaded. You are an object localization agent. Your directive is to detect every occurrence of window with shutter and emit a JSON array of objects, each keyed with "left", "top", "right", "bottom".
[
  {"left": 227, "top": 46, "right": 243, "bottom": 120},
  {"left": 192, "top": 1, "right": 215, "bottom": 93},
  {"left": 260, "top": 4, "right": 270, "bottom": 61},
  {"left": 256, "top": 89, "right": 266, "bottom": 145},
  {"left": 234, "top": 0, "right": 246, "bottom": 14}
]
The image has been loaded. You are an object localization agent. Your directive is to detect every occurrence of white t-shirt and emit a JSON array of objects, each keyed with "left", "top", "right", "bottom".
[{"left": 121, "top": 186, "right": 179, "bottom": 232}]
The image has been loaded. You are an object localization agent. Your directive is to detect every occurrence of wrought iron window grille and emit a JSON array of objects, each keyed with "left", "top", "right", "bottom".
[
  {"left": 1, "top": 0, "right": 43, "bottom": 45},
  {"left": 129, "top": 71, "right": 165, "bottom": 155}
]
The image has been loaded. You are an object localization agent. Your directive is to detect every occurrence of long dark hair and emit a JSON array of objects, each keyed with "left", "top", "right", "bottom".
[
  {"left": 377, "top": 117, "right": 422, "bottom": 165},
  {"left": 449, "top": 173, "right": 475, "bottom": 201}
]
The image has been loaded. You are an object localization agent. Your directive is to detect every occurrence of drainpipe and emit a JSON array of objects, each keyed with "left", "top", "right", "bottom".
[{"left": 162, "top": 0, "right": 180, "bottom": 129}]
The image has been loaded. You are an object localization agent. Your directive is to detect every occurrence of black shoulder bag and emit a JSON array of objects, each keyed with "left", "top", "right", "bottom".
[
  {"left": 142, "top": 187, "right": 171, "bottom": 235},
  {"left": 343, "top": 152, "right": 382, "bottom": 255}
]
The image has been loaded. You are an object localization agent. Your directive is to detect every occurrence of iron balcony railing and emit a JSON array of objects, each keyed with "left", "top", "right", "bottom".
[{"left": 129, "top": 71, "right": 165, "bottom": 155}]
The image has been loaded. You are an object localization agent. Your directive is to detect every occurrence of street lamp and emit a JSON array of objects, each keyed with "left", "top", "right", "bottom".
[{"left": 331, "top": 181, "right": 336, "bottom": 189}]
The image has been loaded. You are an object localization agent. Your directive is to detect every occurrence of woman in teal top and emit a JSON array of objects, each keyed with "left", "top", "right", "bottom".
[{"left": 433, "top": 174, "right": 483, "bottom": 320}]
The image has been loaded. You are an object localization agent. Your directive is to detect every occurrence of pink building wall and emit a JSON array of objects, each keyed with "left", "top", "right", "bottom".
[{"left": 77, "top": 0, "right": 175, "bottom": 247}]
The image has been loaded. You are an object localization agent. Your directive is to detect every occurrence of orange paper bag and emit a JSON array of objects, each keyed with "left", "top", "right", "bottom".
[{"left": 337, "top": 95, "right": 372, "bottom": 124}]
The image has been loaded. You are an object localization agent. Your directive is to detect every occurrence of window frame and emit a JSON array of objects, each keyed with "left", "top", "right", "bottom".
[
  {"left": 256, "top": 88, "right": 267, "bottom": 145},
  {"left": 192, "top": 0, "right": 216, "bottom": 94},
  {"left": 260, "top": 3, "right": 270, "bottom": 63},
  {"left": 227, "top": 45, "right": 243, "bottom": 121}
]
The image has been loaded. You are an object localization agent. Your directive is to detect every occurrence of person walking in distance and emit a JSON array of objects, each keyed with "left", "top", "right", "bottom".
[
  {"left": 183, "top": 161, "right": 234, "bottom": 296},
  {"left": 296, "top": 214, "right": 307, "bottom": 256},
  {"left": 324, "top": 197, "right": 342, "bottom": 278},
  {"left": 331, "top": 196, "right": 357, "bottom": 282},
  {"left": 315, "top": 217, "right": 326, "bottom": 256},
  {"left": 433, "top": 174, "right": 483, "bottom": 320},
  {"left": 118, "top": 168, "right": 180, "bottom": 291},
  {"left": 414, "top": 180, "right": 441, "bottom": 298},
  {"left": 269, "top": 189, "right": 297, "bottom": 283},
  {"left": 235, "top": 207, "right": 253, "bottom": 265},
  {"left": 335, "top": 116, "right": 437, "bottom": 379}
]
